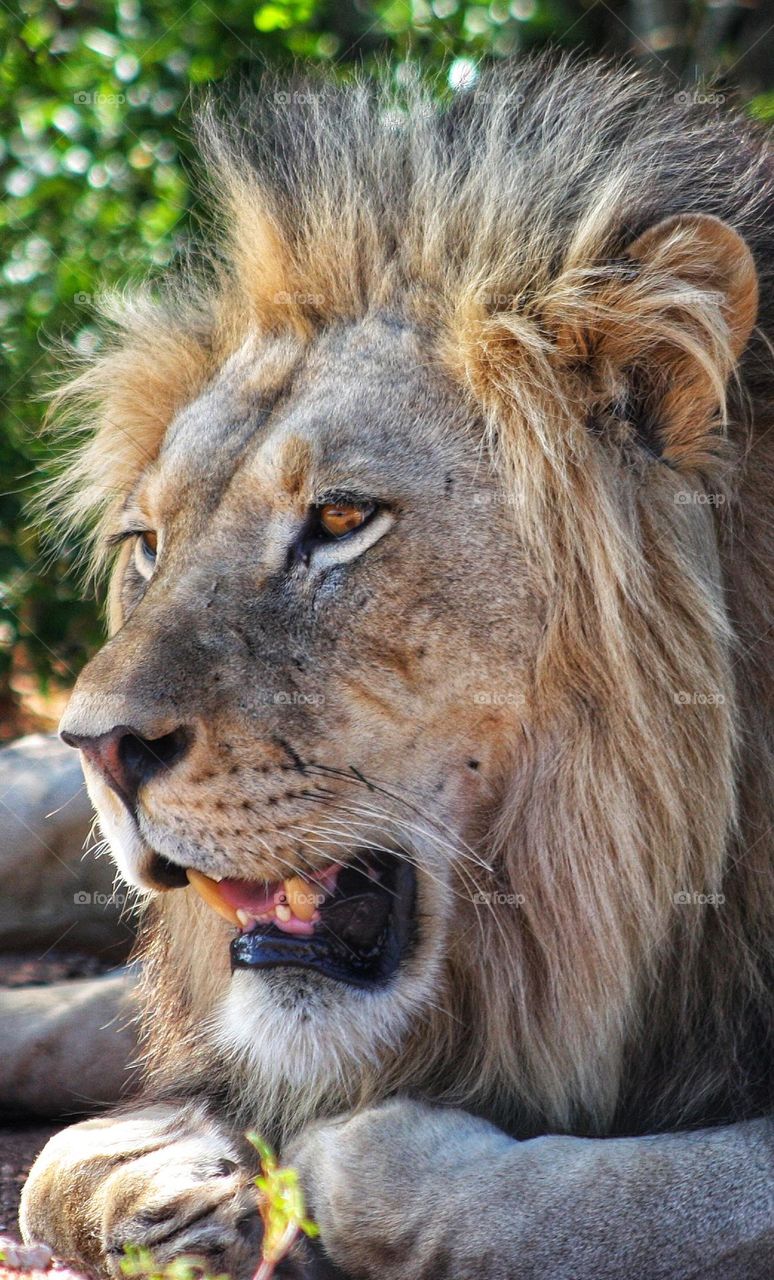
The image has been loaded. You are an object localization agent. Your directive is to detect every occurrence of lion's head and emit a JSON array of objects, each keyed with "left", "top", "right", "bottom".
[{"left": 54, "top": 57, "right": 774, "bottom": 1142}]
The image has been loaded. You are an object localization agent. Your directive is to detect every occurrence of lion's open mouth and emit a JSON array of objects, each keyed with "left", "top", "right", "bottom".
[{"left": 186, "top": 853, "right": 416, "bottom": 989}]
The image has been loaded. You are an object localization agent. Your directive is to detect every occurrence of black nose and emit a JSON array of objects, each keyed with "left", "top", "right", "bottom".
[{"left": 61, "top": 724, "right": 191, "bottom": 808}]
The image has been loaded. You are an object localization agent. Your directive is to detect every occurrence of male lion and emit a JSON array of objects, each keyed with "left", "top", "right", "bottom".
[{"left": 20, "top": 55, "right": 774, "bottom": 1279}]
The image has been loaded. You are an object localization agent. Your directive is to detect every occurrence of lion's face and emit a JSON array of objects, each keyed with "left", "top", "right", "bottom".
[
  {"left": 61, "top": 315, "right": 537, "bottom": 1084},
  {"left": 52, "top": 61, "right": 771, "bottom": 1134}
]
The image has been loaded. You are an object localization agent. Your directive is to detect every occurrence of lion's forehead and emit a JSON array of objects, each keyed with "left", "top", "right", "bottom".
[{"left": 145, "top": 319, "right": 476, "bottom": 535}]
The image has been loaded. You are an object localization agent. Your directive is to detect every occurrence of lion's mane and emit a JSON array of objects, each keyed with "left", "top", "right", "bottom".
[{"left": 48, "top": 55, "right": 774, "bottom": 1140}]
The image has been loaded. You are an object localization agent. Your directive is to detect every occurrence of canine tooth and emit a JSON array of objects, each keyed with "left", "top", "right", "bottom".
[
  {"left": 285, "top": 875, "right": 324, "bottom": 922},
  {"left": 186, "top": 869, "right": 240, "bottom": 926},
  {"left": 275, "top": 904, "right": 292, "bottom": 923}
]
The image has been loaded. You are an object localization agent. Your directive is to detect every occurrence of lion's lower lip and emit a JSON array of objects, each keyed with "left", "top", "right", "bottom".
[{"left": 230, "top": 853, "right": 417, "bottom": 988}]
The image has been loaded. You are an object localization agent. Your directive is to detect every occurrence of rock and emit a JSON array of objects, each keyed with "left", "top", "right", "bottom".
[
  {"left": 0, "top": 735, "right": 132, "bottom": 955},
  {"left": 0, "top": 1235, "right": 53, "bottom": 1269}
]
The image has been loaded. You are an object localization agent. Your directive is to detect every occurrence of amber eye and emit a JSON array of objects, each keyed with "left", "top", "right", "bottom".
[
  {"left": 318, "top": 501, "right": 374, "bottom": 539},
  {"left": 139, "top": 530, "right": 158, "bottom": 561}
]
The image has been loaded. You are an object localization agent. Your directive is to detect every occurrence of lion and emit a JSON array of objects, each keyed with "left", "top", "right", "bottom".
[{"left": 19, "top": 54, "right": 774, "bottom": 1279}]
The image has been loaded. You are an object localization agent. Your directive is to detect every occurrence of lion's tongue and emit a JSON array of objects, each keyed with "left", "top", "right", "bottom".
[
  {"left": 186, "top": 866, "right": 340, "bottom": 937},
  {"left": 217, "top": 878, "right": 279, "bottom": 918},
  {"left": 220, "top": 880, "right": 319, "bottom": 937}
]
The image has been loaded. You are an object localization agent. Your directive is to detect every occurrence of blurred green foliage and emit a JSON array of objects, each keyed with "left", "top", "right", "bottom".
[{"left": 1, "top": 0, "right": 772, "bottom": 717}]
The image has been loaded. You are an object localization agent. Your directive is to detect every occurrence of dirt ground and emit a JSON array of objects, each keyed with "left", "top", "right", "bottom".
[
  {"left": 0, "top": 1122, "right": 58, "bottom": 1237},
  {"left": 0, "top": 951, "right": 115, "bottom": 1280},
  {"left": 0, "top": 1121, "right": 93, "bottom": 1280}
]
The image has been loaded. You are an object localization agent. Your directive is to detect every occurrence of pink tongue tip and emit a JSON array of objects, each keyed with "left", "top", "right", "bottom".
[
  {"left": 217, "top": 864, "right": 341, "bottom": 934},
  {"left": 217, "top": 878, "right": 277, "bottom": 917}
]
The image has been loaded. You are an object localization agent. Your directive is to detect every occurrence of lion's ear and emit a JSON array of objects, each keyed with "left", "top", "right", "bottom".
[
  {"left": 548, "top": 213, "right": 758, "bottom": 469},
  {"left": 626, "top": 213, "right": 758, "bottom": 362},
  {"left": 595, "top": 214, "right": 757, "bottom": 468}
]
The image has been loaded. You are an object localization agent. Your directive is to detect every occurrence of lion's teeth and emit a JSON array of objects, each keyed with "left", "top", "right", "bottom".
[
  {"left": 186, "top": 868, "right": 240, "bottom": 926},
  {"left": 186, "top": 866, "right": 334, "bottom": 932},
  {"left": 284, "top": 875, "right": 325, "bottom": 922}
]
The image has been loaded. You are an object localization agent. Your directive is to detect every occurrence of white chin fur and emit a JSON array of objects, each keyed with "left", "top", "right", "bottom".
[
  {"left": 215, "top": 968, "right": 415, "bottom": 1089},
  {"left": 211, "top": 854, "right": 449, "bottom": 1111},
  {"left": 210, "top": 936, "right": 444, "bottom": 1136}
]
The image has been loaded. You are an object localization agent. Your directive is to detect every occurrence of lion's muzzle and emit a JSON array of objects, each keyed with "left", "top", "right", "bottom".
[{"left": 187, "top": 852, "right": 417, "bottom": 989}]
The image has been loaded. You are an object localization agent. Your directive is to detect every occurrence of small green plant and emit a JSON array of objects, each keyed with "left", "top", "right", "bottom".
[
  {"left": 247, "top": 1133, "right": 319, "bottom": 1279},
  {"left": 117, "top": 1134, "right": 318, "bottom": 1280},
  {"left": 119, "top": 1244, "right": 228, "bottom": 1280}
]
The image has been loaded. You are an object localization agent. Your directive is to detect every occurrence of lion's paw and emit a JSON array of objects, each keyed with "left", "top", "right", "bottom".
[
  {"left": 287, "top": 1100, "right": 517, "bottom": 1280},
  {"left": 99, "top": 1148, "right": 262, "bottom": 1278}
]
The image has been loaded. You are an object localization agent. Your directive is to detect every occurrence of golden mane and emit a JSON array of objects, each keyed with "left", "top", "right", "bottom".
[
  {"left": 46, "top": 54, "right": 774, "bottom": 1137},
  {"left": 45, "top": 55, "right": 772, "bottom": 565}
]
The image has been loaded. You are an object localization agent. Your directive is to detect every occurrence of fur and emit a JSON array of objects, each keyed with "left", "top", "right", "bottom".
[{"left": 40, "top": 54, "right": 774, "bottom": 1144}]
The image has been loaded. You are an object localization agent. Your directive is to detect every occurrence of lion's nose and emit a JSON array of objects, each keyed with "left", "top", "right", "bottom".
[{"left": 60, "top": 724, "right": 191, "bottom": 808}]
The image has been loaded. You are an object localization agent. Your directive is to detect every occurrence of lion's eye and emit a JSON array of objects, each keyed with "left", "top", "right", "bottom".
[
  {"left": 317, "top": 501, "right": 375, "bottom": 539},
  {"left": 132, "top": 530, "right": 158, "bottom": 579},
  {"left": 292, "top": 499, "right": 392, "bottom": 570},
  {"left": 139, "top": 530, "right": 158, "bottom": 561}
]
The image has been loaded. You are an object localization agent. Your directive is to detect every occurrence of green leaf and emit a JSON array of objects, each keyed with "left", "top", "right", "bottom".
[{"left": 254, "top": 6, "right": 294, "bottom": 32}]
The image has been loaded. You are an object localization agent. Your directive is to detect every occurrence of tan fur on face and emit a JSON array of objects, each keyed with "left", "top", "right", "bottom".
[{"left": 44, "top": 55, "right": 774, "bottom": 1140}]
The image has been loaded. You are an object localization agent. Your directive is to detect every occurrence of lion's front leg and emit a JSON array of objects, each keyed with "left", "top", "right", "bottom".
[
  {"left": 19, "top": 1100, "right": 263, "bottom": 1279},
  {"left": 289, "top": 1100, "right": 774, "bottom": 1280}
]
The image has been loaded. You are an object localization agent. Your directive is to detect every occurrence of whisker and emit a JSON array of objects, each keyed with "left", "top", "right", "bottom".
[
  {"left": 311, "top": 802, "right": 512, "bottom": 953},
  {"left": 301, "top": 763, "right": 495, "bottom": 874},
  {"left": 317, "top": 798, "right": 484, "bottom": 890},
  {"left": 294, "top": 806, "right": 489, "bottom": 919}
]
